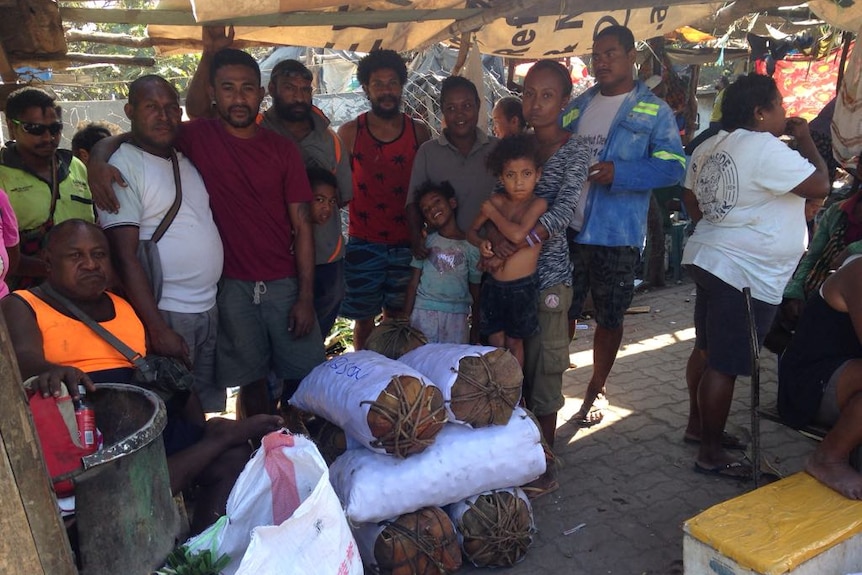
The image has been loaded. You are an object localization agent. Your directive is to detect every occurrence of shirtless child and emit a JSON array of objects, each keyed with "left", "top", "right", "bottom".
[{"left": 468, "top": 135, "right": 547, "bottom": 366}]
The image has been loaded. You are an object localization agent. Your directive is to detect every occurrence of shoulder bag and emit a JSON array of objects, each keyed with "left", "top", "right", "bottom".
[{"left": 136, "top": 148, "right": 183, "bottom": 302}]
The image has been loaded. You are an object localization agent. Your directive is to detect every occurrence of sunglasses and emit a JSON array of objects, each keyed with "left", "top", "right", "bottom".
[{"left": 13, "top": 119, "right": 63, "bottom": 136}]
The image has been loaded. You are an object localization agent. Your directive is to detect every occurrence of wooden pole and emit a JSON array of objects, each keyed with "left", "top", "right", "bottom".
[
  {"left": 0, "top": 309, "right": 76, "bottom": 575},
  {"left": 837, "top": 31, "right": 853, "bottom": 97},
  {"left": 685, "top": 64, "right": 700, "bottom": 144}
]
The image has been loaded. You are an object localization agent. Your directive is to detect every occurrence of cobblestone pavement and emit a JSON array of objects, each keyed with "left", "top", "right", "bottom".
[{"left": 465, "top": 278, "right": 815, "bottom": 575}]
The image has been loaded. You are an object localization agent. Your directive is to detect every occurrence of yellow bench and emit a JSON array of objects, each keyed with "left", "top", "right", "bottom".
[{"left": 684, "top": 472, "right": 862, "bottom": 575}]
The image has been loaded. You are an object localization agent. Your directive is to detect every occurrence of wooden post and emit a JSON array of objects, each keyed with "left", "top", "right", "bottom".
[
  {"left": 685, "top": 64, "right": 701, "bottom": 145},
  {"left": 0, "top": 309, "right": 76, "bottom": 575}
]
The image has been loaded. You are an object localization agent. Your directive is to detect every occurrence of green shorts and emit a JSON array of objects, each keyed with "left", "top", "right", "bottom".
[
  {"left": 523, "top": 284, "right": 573, "bottom": 417},
  {"left": 216, "top": 277, "right": 325, "bottom": 387}
]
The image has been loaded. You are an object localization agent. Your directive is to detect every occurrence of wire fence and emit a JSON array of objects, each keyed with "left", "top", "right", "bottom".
[{"left": 1, "top": 59, "right": 516, "bottom": 148}]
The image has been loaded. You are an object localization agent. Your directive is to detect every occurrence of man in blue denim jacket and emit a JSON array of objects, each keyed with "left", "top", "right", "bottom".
[{"left": 561, "top": 25, "right": 685, "bottom": 426}]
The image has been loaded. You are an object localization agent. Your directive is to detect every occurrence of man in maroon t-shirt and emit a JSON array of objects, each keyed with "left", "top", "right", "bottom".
[
  {"left": 88, "top": 43, "right": 324, "bottom": 418},
  {"left": 337, "top": 50, "right": 431, "bottom": 350}
]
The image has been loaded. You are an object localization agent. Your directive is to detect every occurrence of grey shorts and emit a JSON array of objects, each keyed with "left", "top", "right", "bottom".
[
  {"left": 216, "top": 277, "right": 325, "bottom": 388},
  {"left": 813, "top": 361, "right": 848, "bottom": 427},
  {"left": 160, "top": 306, "right": 223, "bottom": 413}
]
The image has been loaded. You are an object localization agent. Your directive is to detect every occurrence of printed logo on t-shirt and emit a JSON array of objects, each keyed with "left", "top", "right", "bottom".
[
  {"left": 429, "top": 247, "right": 465, "bottom": 274},
  {"left": 582, "top": 133, "right": 607, "bottom": 166},
  {"left": 694, "top": 151, "right": 738, "bottom": 223}
]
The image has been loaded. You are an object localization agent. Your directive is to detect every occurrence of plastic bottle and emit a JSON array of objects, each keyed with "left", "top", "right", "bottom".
[{"left": 74, "top": 385, "right": 97, "bottom": 454}]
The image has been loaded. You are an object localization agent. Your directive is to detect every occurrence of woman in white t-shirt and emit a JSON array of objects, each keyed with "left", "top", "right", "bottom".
[{"left": 681, "top": 73, "right": 830, "bottom": 479}]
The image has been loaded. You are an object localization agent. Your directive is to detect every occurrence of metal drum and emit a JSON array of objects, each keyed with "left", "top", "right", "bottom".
[{"left": 73, "top": 383, "right": 182, "bottom": 574}]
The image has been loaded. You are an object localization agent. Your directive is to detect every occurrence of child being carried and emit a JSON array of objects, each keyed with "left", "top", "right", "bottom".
[{"left": 468, "top": 135, "right": 547, "bottom": 367}]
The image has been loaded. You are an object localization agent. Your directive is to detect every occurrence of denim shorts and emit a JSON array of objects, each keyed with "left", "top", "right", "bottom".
[
  {"left": 314, "top": 259, "right": 345, "bottom": 338},
  {"left": 689, "top": 265, "right": 777, "bottom": 377},
  {"left": 480, "top": 274, "right": 540, "bottom": 339}
]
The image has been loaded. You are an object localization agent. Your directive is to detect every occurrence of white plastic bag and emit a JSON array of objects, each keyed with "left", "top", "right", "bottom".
[
  {"left": 290, "top": 350, "right": 445, "bottom": 456},
  {"left": 329, "top": 407, "right": 545, "bottom": 523},
  {"left": 186, "top": 431, "right": 362, "bottom": 575}
]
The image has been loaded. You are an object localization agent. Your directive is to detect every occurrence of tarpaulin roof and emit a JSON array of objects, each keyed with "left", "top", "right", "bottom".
[{"left": 145, "top": 0, "right": 720, "bottom": 58}]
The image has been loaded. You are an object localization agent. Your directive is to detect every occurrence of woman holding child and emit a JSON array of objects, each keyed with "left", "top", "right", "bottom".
[{"left": 482, "top": 60, "right": 591, "bottom": 497}]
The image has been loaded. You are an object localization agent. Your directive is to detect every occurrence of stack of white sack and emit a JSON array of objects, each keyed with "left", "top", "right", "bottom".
[
  {"left": 329, "top": 406, "right": 545, "bottom": 524},
  {"left": 399, "top": 343, "right": 523, "bottom": 427},
  {"left": 290, "top": 350, "right": 447, "bottom": 457}
]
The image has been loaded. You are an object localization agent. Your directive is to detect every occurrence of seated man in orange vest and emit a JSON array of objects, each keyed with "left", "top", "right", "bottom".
[{"left": 2, "top": 219, "right": 282, "bottom": 533}]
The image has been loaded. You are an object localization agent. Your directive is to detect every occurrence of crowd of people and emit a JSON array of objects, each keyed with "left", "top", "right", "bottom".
[{"left": 2, "top": 22, "right": 862, "bottom": 538}]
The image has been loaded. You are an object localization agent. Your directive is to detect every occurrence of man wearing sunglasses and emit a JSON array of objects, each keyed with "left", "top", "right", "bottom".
[{"left": 0, "top": 87, "right": 95, "bottom": 289}]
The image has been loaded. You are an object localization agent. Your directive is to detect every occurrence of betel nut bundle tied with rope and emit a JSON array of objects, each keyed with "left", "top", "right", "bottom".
[
  {"left": 304, "top": 416, "right": 348, "bottom": 467},
  {"left": 290, "top": 351, "right": 446, "bottom": 457},
  {"left": 447, "top": 488, "right": 534, "bottom": 567},
  {"left": 399, "top": 344, "right": 522, "bottom": 427},
  {"left": 365, "top": 318, "right": 428, "bottom": 360},
  {"left": 353, "top": 507, "right": 462, "bottom": 575}
]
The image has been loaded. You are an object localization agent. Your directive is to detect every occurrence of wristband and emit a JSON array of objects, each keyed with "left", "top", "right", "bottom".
[
  {"left": 525, "top": 235, "right": 535, "bottom": 247},
  {"left": 529, "top": 228, "right": 542, "bottom": 245}
]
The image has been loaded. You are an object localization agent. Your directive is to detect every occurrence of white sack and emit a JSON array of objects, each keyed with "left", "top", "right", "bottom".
[
  {"left": 290, "top": 350, "right": 441, "bottom": 454},
  {"left": 329, "top": 407, "right": 545, "bottom": 523},
  {"left": 399, "top": 343, "right": 520, "bottom": 426}
]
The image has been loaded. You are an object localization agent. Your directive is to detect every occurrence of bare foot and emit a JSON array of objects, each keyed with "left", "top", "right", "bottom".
[
  {"left": 207, "top": 414, "right": 283, "bottom": 447},
  {"left": 806, "top": 453, "right": 862, "bottom": 499}
]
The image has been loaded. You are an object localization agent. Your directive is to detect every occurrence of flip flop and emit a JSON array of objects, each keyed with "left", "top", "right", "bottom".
[
  {"left": 522, "top": 474, "right": 560, "bottom": 501},
  {"left": 693, "top": 461, "right": 753, "bottom": 480},
  {"left": 571, "top": 406, "right": 603, "bottom": 428},
  {"left": 684, "top": 431, "right": 748, "bottom": 451}
]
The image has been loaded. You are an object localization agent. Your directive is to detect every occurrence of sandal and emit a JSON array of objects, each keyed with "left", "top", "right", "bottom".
[
  {"left": 522, "top": 471, "right": 560, "bottom": 501},
  {"left": 684, "top": 431, "right": 748, "bottom": 451},
  {"left": 694, "top": 460, "right": 753, "bottom": 480},
  {"left": 571, "top": 406, "right": 604, "bottom": 427},
  {"left": 571, "top": 392, "right": 608, "bottom": 427}
]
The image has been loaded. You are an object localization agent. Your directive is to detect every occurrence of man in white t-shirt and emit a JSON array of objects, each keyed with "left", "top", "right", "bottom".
[
  {"left": 561, "top": 25, "right": 686, "bottom": 426},
  {"left": 98, "top": 75, "right": 226, "bottom": 412}
]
